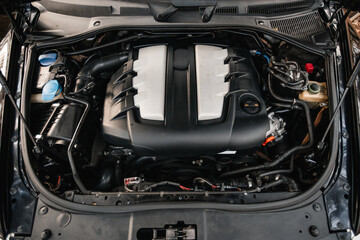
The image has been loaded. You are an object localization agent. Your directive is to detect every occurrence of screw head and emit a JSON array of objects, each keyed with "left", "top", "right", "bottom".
[
  {"left": 17, "top": 225, "right": 24, "bottom": 233},
  {"left": 343, "top": 183, "right": 350, "bottom": 191},
  {"left": 10, "top": 187, "right": 17, "bottom": 195},
  {"left": 312, "top": 202, "right": 322, "bottom": 212},
  {"left": 337, "top": 222, "right": 343, "bottom": 228},
  {"left": 41, "top": 229, "right": 52, "bottom": 240},
  {"left": 39, "top": 206, "right": 48, "bottom": 215},
  {"left": 202, "top": 15, "right": 210, "bottom": 23},
  {"left": 93, "top": 21, "right": 101, "bottom": 26},
  {"left": 309, "top": 226, "right": 320, "bottom": 237}
]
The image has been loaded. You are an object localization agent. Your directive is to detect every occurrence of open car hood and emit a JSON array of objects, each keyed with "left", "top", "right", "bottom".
[{"left": 5, "top": 0, "right": 360, "bottom": 11}]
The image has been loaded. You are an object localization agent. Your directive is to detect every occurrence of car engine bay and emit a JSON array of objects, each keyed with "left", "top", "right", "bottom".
[{"left": 26, "top": 30, "right": 331, "bottom": 204}]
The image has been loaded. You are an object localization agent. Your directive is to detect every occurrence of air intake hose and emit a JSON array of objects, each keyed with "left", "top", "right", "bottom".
[{"left": 74, "top": 53, "right": 128, "bottom": 92}]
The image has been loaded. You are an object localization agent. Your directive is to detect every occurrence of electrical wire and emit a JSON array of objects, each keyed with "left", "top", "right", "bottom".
[
  {"left": 45, "top": 176, "right": 61, "bottom": 192},
  {"left": 125, "top": 181, "right": 193, "bottom": 192},
  {"left": 193, "top": 177, "right": 218, "bottom": 189}
]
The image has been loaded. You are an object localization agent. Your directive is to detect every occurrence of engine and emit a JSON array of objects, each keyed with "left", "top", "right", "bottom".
[
  {"left": 102, "top": 43, "right": 269, "bottom": 156},
  {"left": 28, "top": 31, "right": 330, "bottom": 202}
]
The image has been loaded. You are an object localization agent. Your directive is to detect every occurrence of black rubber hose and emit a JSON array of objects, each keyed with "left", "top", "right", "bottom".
[
  {"left": 268, "top": 102, "right": 303, "bottom": 110},
  {"left": 258, "top": 155, "right": 294, "bottom": 178},
  {"left": 266, "top": 73, "right": 315, "bottom": 158},
  {"left": 266, "top": 67, "right": 295, "bottom": 86},
  {"left": 65, "top": 34, "right": 143, "bottom": 56},
  {"left": 64, "top": 33, "right": 178, "bottom": 56},
  {"left": 74, "top": 53, "right": 128, "bottom": 92},
  {"left": 133, "top": 156, "right": 156, "bottom": 166},
  {"left": 93, "top": 167, "right": 114, "bottom": 192},
  {"left": 246, "top": 178, "right": 285, "bottom": 193},
  {"left": 219, "top": 74, "right": 314, "bottom": 178}
]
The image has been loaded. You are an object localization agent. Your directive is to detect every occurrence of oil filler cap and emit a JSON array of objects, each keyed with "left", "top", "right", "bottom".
[
  {"left": 241, "top": 98, "right": 260, "bottom": 114},
  {"left": 38, "top": 53, "right": 58, "bottom": 66},
  {"left": 42, "top": 80, "right": 62, "bottom": 101}
]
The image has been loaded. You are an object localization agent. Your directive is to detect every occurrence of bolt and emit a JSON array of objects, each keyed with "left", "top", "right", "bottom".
[
  {"left": 11, "top": 136, "right": 18, "bottom": 142},
  {"left": 343, "top": 183, "right": 350, "bottom": 191},
  {"left": 309, "top": 226, "right": 320, "bottom": 237},
  {"left": 41, "top": 229, "right": 52, "bottom": 240},
  {"left": 337, "top": 222, "right": 343, "bottom": 228},
  {"left": 10, "top": 187, "right": 17, "bottom": 195},
  {"left": 202, "top": 15, "right": 210, "bottom": 23},
  {"left": 17, "top": 225, "right": 24, "bottom": 233},
  {"left": 39, "top": 206, "right": 48, "bottom": 215},
  {"left": 313, "top": 202, "right": 322, "bottom": 212},
  {"left": 258, "top": 21, "right": 265, "bottom": 26},
  {"left": 342, "top": 132, "right": 349, "bottom": 139},
  {"left": 93, "top": 21, "right": 101, "bottom": 26}
]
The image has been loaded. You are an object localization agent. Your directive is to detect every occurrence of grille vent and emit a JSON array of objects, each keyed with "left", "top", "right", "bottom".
[
  {"left": 215, "top": 7, "right": 238, "bottom": 15},
  {"left": 249, "top": 0, "right": 315, "bottom": 15},
  {"left": 270, "top": 11, "right": 326, "bottom": 42}
]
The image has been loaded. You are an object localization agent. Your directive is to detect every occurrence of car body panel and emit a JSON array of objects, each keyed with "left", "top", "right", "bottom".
[{"left": 0, "top": 1, "right": 359, "bottom": 239}]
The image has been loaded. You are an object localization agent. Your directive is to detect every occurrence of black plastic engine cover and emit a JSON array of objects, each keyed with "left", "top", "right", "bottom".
[{"left": 102, "top": 43, "right": 269, "bottom": 156}]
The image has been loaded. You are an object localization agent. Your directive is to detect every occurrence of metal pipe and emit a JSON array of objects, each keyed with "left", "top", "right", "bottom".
[{"left": 59, "top": 74, "right": 90, "bottom": 194}]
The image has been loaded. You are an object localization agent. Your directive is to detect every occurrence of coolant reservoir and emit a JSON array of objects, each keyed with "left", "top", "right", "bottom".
[{"left": 299, "top": 81, "right": 327, "bottom": 108}]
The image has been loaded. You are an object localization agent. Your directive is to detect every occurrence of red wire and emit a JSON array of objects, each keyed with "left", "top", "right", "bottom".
[
  {"left": 180, "top": 185, "right": 191, "bottom": 191},
  {"left": 56, "top": 176, "right": 61, "bottom": 187}
]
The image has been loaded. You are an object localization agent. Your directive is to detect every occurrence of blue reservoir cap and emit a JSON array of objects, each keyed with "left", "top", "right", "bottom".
[
  {"left": 38, "top": 53, "right": 58, "bottom": 66},
  {"left": 42, "top": 80, "right": 62, "bottom": 101}
]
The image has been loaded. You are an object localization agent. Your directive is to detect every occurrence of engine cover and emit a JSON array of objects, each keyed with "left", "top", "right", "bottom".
[{"left": 102, "top": 43, "right": 269, "bottom": 156}]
